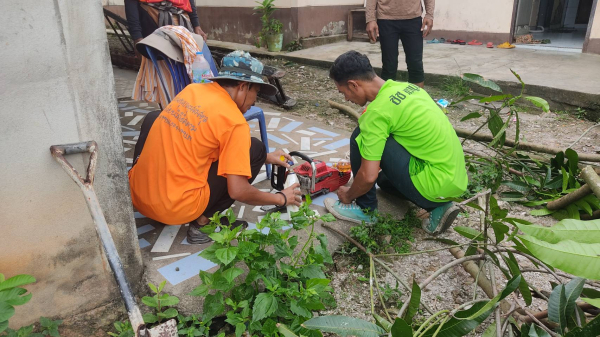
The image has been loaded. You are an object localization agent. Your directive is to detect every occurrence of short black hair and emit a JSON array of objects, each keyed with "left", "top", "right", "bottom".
[
  {"left": 215, "top": 79, "right": 254, "bottom": 90},
  {"left": 329, "top": 50, "right": 376, "bottom": 84}
]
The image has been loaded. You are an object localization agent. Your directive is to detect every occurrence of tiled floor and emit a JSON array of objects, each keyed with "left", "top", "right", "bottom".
[{"left": 118, "top": 98, "right": 351, "bottom": 287}]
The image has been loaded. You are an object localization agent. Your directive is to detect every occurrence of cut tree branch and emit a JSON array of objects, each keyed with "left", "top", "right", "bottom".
[
  {"left": 546, "top": 184, "right": 592, "bottom": 210},
  {"left": 581, "top": 166, "right": 600, "bottom": 199},
  {"left": 327, "top": 100, "right": 361, "bottom": 120},
  {"left": 454, "top": 127, "right": 600, "bottom": 162}
]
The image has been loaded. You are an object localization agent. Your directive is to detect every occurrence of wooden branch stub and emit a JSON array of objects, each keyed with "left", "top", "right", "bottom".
[
  {"left": 581, "top": 166, "right": 600, "bottom": 200},
  {"left": 546, "top": 184, "right": 592, "bottom": 210}
]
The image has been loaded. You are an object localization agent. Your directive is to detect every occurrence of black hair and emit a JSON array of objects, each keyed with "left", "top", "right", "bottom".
[
  {"left": 215, "top": 79, "right": 255, "bottom": 92},
  {"left": 329, "top": 50, "right": 376, "bottom": 84}
]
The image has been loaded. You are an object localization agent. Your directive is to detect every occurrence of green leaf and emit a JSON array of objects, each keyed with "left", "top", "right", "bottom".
[
  {"left": 301, "top": 265, "right": 326, "bottom": 279},
  {"left": 0, "top": 302, "right": 15, "bottom": 322},
  {"left": 503, "top": 252, "right": 532, "bottom": 306},
  {"left": 524, "top": 96, "right": 550, "bottom": 112},
  {"left": 159, "top": 295, "right": 179, "bottom": 306},
  {"left": 502, "top": 180, "right": 532, "bottom": 193},
  {"left": 215, "top": 247, "right": 238, "bottom": 266},
  {"left": 189, "top": 284, "right": 209, "bottom": 297},
  {"left": 302, "top": 315, "right": 386, "bottom": 337},
  {"left": 148, "top": 282, "right": 158, "bottom": 294},
  {"left": 0, "top": 320, "right": 7, "bottom": 334},
  {"left": 222, "top": 267, "right": 244, "bottom": 285},
  {"left": 203, "top": 292, "right": 225, "bottom": 321},
  {"left": 564, "top": 277, "right": 586, "bottom": 318},
  {"left": 462, "top": 73, "right": 502, "bottom": 92},
  {"left": 581, "top": 297, "right": 600, "bottom": 308},
  {"left": 141, "top": 296, "right": 158, "bottom": 308},
  {"left": 564, "top": 315, "right": 600, "bottom": 337},
  {"left": 0, "top": 275, "right": 36, "bottom": 292},
  {"left": 460, "top": 112, "right": 482, "bottom": 121},
  {"left": 235, "top": 323, "right": 246, "bottom": 337},
  {"left": 199, "top": 244, "right": 221, "bottom": 264},
  {"left": 160, "top": 307, "right": 178, "bottom": 319},
  {"left": 566, "top": 204, "right": 581, "bottom": 220},
  {"left": 574, "top": 199, "right": 593, "bottom": 216},
  {"left": 491, "top": 222, "right": 510, "bottom": 243},
  {"left": 530, "top": 208, "right": 555, "bottom": 216},
  {"left": 521, "top": 323, "right": 552, "bottom": 337},
  {"left": 517, "top": 233, "right": 600, "bottom": 280},
  {"left": 454, "top": 226, "right": 483, "bottom": 241},
  {"left": 142, "top": 313, "right": 158, "bottom": 324},
  {"left": 481, "top": 322, "right": 496, "bottom": 337},
  {"left": 390, "top": 318, "right": 412, "bottom": 337},
  {"left": 548, "top": 284, "right": 568, "bottom": 333},
  {"left": 479, "top": 94, "right": 513, "bottom": 103},
  {"left": 421, "top": 302, "right": 493, "bottom": 336},
  {"left": 252, "top": 293, "right": 278, "bottom": 321},
  {"left": 516, "top": 219, "right": 600, "bottom": 244},
  {"left": 463, "top": 275, "right": 522, "bottom": 320},
  {"left": 404, "top": 280, "right": 421, "bottom": 325},
  {"left": 320, "top": 213, "right": 336, "bottom": 222},
  {"left": 277, "top": 323, "right": 300, "bottom": 337},
  {"left": 0, "top": 288, "right": 31, "bottom": 306},
  {"left": 290, "top": 300, "right": 311, "bottom": 318}
]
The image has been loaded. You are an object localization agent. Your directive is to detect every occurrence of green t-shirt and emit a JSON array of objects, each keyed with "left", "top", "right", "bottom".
[{"left": 355, "top": 80, "right": 468, "bottom": 202}]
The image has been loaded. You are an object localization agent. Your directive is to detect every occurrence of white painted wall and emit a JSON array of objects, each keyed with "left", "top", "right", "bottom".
[
  {"left": 0, "top": 0, "right": 142, "bottom": 328},
  {"left": 591, "top": 1, "right": 600, "bottom": 38},
  {"left": 433, "top": 0, "right": 514, "bottom": 33},
  {"left": 103, "top": 0, "right": 362, "bottom": 7}
]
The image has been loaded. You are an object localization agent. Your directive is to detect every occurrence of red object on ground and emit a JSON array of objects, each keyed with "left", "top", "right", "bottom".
[
  {"left": 468, "top": 40, "right": 483, "bottom": 45},
  {"left": 487, "top": 42, "right": 494, "bottom": 48},
  {"left": 450, "top": 39, "right": 466, "bottom": 45},
  {"left": 294, "top": 160, "right": 351, "bottom": 197}
]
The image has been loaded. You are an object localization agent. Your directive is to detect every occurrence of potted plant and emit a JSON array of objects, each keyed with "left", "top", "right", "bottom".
[{"left": 254, "top": 0, "right": 284, "bottom": 52}]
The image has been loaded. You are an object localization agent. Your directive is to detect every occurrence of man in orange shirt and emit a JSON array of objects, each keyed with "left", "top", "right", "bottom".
[{"left": 129, "top": 50, "right": 301, "bottom": 244}]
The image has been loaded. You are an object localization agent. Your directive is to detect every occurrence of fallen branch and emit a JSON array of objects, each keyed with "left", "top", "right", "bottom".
[
  {"left": 581, "top": 210, "right": 600, "bottom": 220},
  {"left": 546, "top": 184, "right": 592, "bottom": 210},
  {"left": 454, "top": 127, "right": 600, "bottom": 162},
  {"left": 327, "top": 100, "right": 361, "bottom": 120},
  {"left": 581, "top": 166, "right": 600, "bottom": 199}
]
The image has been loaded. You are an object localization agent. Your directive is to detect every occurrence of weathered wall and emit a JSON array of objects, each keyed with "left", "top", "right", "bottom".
[
  {"left": 0, "top": 0, "right": 143, "bottom": 329},
  {"left": 104, "top": 0, "right": 363, "bottom": 46},
  {"left": 427, "top": 0, "right": 515, "bottom": 43},
  {"left": 584, "top": 0, "right": 600, "bottom": 53}
]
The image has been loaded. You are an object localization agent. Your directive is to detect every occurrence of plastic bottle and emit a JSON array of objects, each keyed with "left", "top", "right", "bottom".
[
  {"left": 192, "top": 51, "right": 212, "bottom": 83},
  {"left": 283, "top": 171, "right": 301, "bottom": 213}
]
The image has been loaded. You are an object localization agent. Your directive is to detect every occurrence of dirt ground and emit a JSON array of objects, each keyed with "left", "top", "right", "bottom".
[{"left": 259, "top": 58, "right": 600, "bottom": 335}]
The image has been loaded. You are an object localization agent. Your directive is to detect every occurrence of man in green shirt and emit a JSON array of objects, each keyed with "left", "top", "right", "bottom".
[{"left": 324, "top": 51, "right": 468, "bottom": 234}]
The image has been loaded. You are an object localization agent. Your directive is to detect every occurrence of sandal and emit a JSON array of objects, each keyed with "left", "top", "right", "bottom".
[
  {"left": 427, "top": 38, "right": 441, "bottom": 44},
  {"left": 468, "top": 40, "right": 483, "bottom": 45},
  {"left": 486, "top": 42, "right": 494, "bottom": 48},
  {"left": 497, "top": 42, "right": 516, "bottom": 49}
]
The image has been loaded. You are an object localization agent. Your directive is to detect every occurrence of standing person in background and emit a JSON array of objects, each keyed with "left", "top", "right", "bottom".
[
  {"left": 125, "top": 0, "right": 209, "bottom": 108},
  {"left": 365, "top": 0, "right": 434, "bottom": 88},
  {"left": 125, "top": 0, "right": 208, "bottom": 45}
]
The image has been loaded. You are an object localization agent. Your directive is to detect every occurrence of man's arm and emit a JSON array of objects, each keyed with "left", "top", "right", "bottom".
[
  {"left": 227, "top": 175, "right": 302, "bottom": 206},
  {"left": 423, "top": 0, "right": 435, "bottom": 20},
  {"left": 365, "top": 0, "right": 379, "bottom": 42},
  {"left": 188, "top": 0, "right": 208, "bottom": 40},
  {"left": 338, "top": 158, "right": 380, "bottom": 203},
  {"left": 124, "top": 0, "right": 144, "bottom": 41}
]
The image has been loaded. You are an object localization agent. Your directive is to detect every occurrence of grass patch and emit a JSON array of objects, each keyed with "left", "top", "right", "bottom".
[{"left": 442, "top": 76, "right": 471, "bottom": 97}]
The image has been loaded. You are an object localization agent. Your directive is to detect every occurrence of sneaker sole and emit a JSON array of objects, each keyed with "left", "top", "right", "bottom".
[
  {"left": 324, "top": 199, "right": 373, "bottom": 225},
  {"left": 436, "top": 205, "right": 461, "bottom": 235},
  {"left": 187, "top": 236, "right": 212, "bottom": 244}
]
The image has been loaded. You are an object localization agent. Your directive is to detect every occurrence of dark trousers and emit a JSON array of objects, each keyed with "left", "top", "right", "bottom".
[
  {"left": 133, "top": 111, "right": 267, "bottom": 220},
  {"left": 350, "top": 127, "right": 447, "bottom": 212},
  {"left": 378, "top": 17, "right": 425, "bottom": 83}
]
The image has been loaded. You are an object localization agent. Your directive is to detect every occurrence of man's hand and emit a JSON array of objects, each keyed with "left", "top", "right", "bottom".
[
  {"left": 366, "top": 21, "right": 379, "bottom": 43},
  {"left": 266, "top": 149, "right": 293, "bottom": 169},
  {"left": 337, "top": 186, "right": 352, "bottom": 204},
  {"left": 281, "top": 183, "right": 302, "bottom": 206},
  {"left": 194, "top": 26, "right": 208, "bottom": 41},
  {"left": 421, "top": 18, "right": 433, "bottom": 37}
]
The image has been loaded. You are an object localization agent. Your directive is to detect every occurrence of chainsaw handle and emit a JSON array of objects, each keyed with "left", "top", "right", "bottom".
[{"left": 289, "top": 151, "right": 313, "bottom": 164}]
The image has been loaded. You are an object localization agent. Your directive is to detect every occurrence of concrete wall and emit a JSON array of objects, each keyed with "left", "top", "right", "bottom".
[
  {"left": 0, "top": 0, "right": 143, "bottom": 329},
  {"left": 584, "top": 0, "right": 600, "bottom": 53},
  {"left": 427, "top": 0, "right": 515, "bottom": 43}
]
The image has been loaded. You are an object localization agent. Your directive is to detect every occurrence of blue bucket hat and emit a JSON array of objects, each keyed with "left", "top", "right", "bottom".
[{"left": 209, "top": 50, "right": 278, "bottom": 96}]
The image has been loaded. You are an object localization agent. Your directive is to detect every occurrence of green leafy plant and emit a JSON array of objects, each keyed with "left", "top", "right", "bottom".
[
  {"left": 254, "top": 0, "right": 283, "bottom": 46},
  {"left": 285, "top": 40, "right": 302, "bottom": 52},
  {"left": 142, "top": 281, "right": 179, "bottom": 325},
  {"left": 38, "top": 318, "right": 61, "bottom": 337},
  {"left": 442, "top": 76, "right": 470, "bottom": 98},
  {"left": 107, "top": 321, "right": 134, "bottom": 337},
  {"left": 176, "top": 314, "right": 217, "bottom": 337},
  {"left": 0, "top": 317, "right": 62, "bottom": 337},
  {"left": 343, "top": 210, "right": 419, "bottom": 268},
  {"left": 190, "top": 198, "right": 336, "bottom": 337},
  {"left": 0, "top": 273, "right": 36, "bottom": 334},
  {"left": 461, "top": 157, "right": 503, "bottom": 198}
]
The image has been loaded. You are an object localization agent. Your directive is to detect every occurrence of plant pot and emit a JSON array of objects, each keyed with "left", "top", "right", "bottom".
[{"left": 266, "top": 33, "right": 283, "bottom": 52}]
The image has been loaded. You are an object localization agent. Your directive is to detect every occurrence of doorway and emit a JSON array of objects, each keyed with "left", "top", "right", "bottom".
[{"left": 513, "top": 0, "right": 594, "bottom": 52}]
